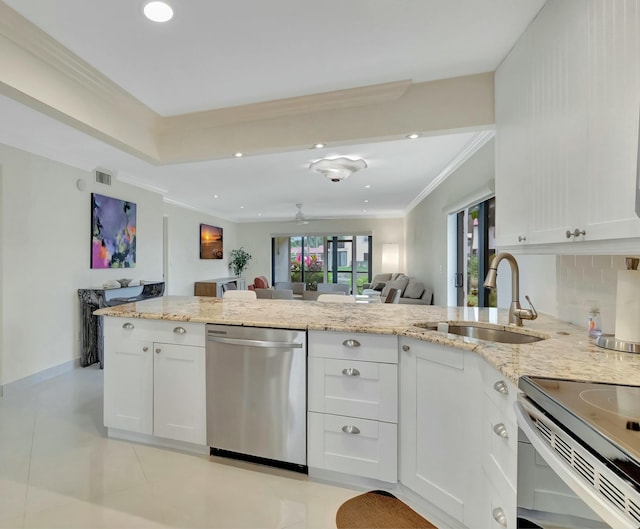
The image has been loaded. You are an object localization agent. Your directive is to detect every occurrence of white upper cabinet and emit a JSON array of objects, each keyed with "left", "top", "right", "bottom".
[{"left": 495, "top": 0, "right": 640, "bottom": 248}]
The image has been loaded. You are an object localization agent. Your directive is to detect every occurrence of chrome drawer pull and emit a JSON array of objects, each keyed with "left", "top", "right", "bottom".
[
  {"left": 142, "top": 346, "right": 149, "bottom": 352},
  {"left": 341, "top": 425, "right": 360, "bottom": 435},
  {"left": 493, "top": 380, "right": 509, "bottom": 395},
  {"left": 401, "top": 344, "right": 410, "bottom": 352},
  {"left": 173, "top": 327, "right": 187, "bottom": 334},
  {"left": 155, "top": 348, "right": 161, "bottom": 354},
  {"left": 122, "top": 322, "right": 134, "bottom": 330},
  {"left": 341, "top": 368, "right": 360, "bottom": 377},
  {"left": 342, "top": 339, "right": 361, "bottom": 348},
  {"left": 492, "top": 507, "right": 507, "bottom": 527},
  {"left": 493, "top": 423, "right": 509, "bottom": 439}
]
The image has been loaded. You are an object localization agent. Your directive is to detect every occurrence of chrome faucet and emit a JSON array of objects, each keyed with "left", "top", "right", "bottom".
[{"left": 483, "top": 252, "right": 537, "bottom": 327}]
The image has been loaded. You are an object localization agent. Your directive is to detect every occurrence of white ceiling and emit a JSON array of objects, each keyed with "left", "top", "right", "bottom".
[{"left": 0, "top": 0, "right": 546, "bottom": 222}]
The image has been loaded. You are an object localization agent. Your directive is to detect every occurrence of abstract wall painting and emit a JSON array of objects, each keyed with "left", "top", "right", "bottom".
[
  {"left": 200, "top": 224, "right": 223, "bottom": 259},
  {"left": 91, "top": 193, "right": 137, "bottom": 269}
]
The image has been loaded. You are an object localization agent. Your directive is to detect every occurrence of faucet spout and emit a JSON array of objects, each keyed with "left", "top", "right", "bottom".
[{"left": 484, "top": 252, "right": 537, "bottom": 326}]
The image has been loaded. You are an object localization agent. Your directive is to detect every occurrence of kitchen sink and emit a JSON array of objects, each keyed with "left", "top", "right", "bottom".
[{"left": 414, "top": 322, "right": 546, "bottom": 344}]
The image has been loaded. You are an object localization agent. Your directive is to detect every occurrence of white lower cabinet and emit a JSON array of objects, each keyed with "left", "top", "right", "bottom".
[
  {"left": 103, "top": 317, "right": 206, "bottom": 445},
  {"left": 307, "top": 330, "right": 398, "bottom": 483},
  {"left": 399, "top": 338, "right": 518, "bottom": 529},
  {"left": 400, "top": 337, "right": 470, "bottom": 523}
]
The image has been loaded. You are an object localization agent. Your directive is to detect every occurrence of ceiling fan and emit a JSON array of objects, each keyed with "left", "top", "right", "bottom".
[{"left": 294, "top": 203, "right": 310, "bottom": 225}]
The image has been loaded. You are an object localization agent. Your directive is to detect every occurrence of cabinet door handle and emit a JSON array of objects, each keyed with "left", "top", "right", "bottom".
[
  {"left": 122, "top": 322, "right": 134, "bottom": 330},
  {"left": 341, "top": 368, "right": 360, "bottom": 377},
  {"left": 342, "top": 339, "right": 361, "bottom": 348},
  {"left": 518, "top": 235, "right": 526, "bottom": 242},
  {"left": 341, "top": 425, "right": 360, "bottom": 435},
  {"left": 492, "top": 507, "right": 508, "bottom": 527},
  {"left": 493, "top": 423, "right": 509, "bottom": 439},
  {"left": 142, "top": 346, "right": 149, "bottom": 352},
  {"left": 401, "top": 344, "right": 410, "bottom": 352},
  {"left": 493, "top": 380, "right": 509, "bottom": 395},
  {"left": 155, "top": 348, "right": 161, "bottom": 354},
  {"left": 566, "top": 228, "right": 586, "bottom": 239},
  {"left": 173, "top": 327, "right": 186, "bottom": 334}
]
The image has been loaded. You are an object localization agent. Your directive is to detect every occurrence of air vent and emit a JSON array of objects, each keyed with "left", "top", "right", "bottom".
[
  {"left": 532, "top": 413, "right": 640, "bottom": 525},
  {"left": 95, "top": 169, "right": 112, "bottom": 186}
]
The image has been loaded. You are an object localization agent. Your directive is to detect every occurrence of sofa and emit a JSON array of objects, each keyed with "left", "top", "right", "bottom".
[{"left": 364, "top": 273, "right": 433, "bottom": 305}]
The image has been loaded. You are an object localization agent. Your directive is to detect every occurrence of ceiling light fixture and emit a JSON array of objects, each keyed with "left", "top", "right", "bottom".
[
  {"left": 309, "top": 157, "right": 367, "bottom": 183},
  {"left": 407, "top": 133, "right": 420, "bottom": 139},
  {"left": 233, "top": 152, "right": 243, "bottom": 158},
  {"left": 312, "top": 143, "right": 326, "bottom": 149},
  {"left": 364, "top": 184, "right": 372, "bottom": 189},
  {"left": 143, "top": 1, "right": 174, "bottom": 22},
  {"left": 213, "top": 194, "right": 219, "bottom": 199}
]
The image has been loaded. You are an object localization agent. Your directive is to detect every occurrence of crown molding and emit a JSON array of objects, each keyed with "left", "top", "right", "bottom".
[
  {"left": 161, "top": 79, "right": 413, "bottom": 131},
  {"left": 116, "top": 173, "right": 169, "bottom": 196},
  {"left": 162, "top": 197, "right": 236, "bottom": 222},
  {"left": 405, "top": 129, "right": 496, "bottom": 213},
  {"left": 0, "top": 2, "right": 155, "bottom": 113}
]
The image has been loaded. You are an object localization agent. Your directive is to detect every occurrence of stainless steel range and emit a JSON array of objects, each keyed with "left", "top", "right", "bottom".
[{"left": 516, "top": 376, "right": 640, "bottom": 529}]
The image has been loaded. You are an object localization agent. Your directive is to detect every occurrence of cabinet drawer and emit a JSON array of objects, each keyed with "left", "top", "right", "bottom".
[
  {"left": 483, "top": 469, "right": 516, "bottom": 529},
  {"left": 308, "top": 358, "right": 397, "bottom": 422},
  {"left": 483, "top": 394, "right": 518, "bottom": 490},
  {"left": 105, "top": 317, "right": 206, "bottom": 347},
  {"left": 309, "top": 331, "right": 397, "bottom": 363},
  {"left": 308, "top": 412, "right": 397, "bottom": 483},
  {"left": 480, "top": 361, "right": 518, "bottom": 420}
]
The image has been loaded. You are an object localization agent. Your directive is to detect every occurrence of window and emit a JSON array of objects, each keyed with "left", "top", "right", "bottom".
[{"left": 272, "top": 234, "right": 372, "bottom": 294}]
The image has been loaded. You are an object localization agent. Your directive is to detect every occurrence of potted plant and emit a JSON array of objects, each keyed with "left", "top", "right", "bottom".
[{"left": 228, "top": 247, "right": 252, "bottom": 277}]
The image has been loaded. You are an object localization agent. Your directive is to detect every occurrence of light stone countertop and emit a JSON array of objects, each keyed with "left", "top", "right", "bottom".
[{"left": 95, "top": 295, "right": 640, "bottom": 387}]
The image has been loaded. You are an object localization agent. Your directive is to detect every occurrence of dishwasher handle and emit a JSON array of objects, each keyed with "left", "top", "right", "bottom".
[{"left": 207, "top": 335, "right": 304, "bottom": 349}]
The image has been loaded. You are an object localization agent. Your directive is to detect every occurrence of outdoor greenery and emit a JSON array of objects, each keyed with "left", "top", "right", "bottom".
[{"left": 228, "top": 247, "right": 252, "bottom": 277}]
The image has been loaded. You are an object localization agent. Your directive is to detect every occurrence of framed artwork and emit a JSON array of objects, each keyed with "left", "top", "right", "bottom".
[
  {"left": 200, "top": 224, "right": 223, "bottom": 259},
  {"left": 91, "top": 193, "right": 137, "bottom": 268}
]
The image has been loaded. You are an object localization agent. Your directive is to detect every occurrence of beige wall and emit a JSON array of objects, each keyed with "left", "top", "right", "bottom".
[
  {"left": 163, "top": 203, "right": 239, "bottom": 296},
  {"left": 405, "top": 139, "right": 495, "bottom": 305},
  {"left": 237, "top": 217, "right": 405, "bottom": 284}
]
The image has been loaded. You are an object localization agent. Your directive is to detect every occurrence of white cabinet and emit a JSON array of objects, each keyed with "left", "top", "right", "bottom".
[
  {"left": 399, "top": 337, "right": 520, "bottom": 529},
  {"left": 495, "top": 0, "right": 640, "bottom": 248},
  {"left": 477, "top": 357, "right": 519, "bottom": 529},
  {"left": 103, "top": 317, "right": 206, "bottom": 445},
  {"left": 399, "top": 337, "right": 470, "bottom": 523},
  {"left": 307, "top": 330, "right": 398, "bottom": 483}
]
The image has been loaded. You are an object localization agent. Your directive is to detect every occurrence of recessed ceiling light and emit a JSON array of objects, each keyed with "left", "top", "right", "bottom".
[
  {"left": 233, "top": 152, "right": 243, "bottom": 158},
  {"left": 258, "top": 213, "right": 262, "bottom": 217},
  {"left": 407, "top": 133, "right": 420, "bottom": 139},
  {"left": 143, "top": 1, "right": 174, "bottom": 22},
  {"left": 364, "top": 185, "right": 372, "bottom": 189},
  {"left": 363, "top": 209, "right": 367, "bottom": 213},
  {"left": 312, "top": 143, "right": 325, "bottom": 149},
  {"left": 364, "top": 199, "right": 369, "bottom": 203},
  {"left": 240, "top": 206, "right": 244, "bottom": 209},
  {"left": 213, "top": 194, "right": 219, "bottom": 199}
]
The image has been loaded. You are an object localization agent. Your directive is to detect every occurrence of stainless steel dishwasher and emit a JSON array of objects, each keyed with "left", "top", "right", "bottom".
[{"left": 205, "top": 324, "right": 307, "bottom": 471}]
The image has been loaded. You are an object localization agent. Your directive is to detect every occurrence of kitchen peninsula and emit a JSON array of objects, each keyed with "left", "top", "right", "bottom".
[
  {"left": 95, "top": 295, "right": 640, "bottom": 386},
  {"left": 95, "top": 296, "right": 640, "bottom": 529}
]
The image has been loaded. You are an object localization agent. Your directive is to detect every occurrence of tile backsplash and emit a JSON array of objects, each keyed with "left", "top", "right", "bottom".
[{"left": 556, "top": 255, "right": 628, "bottom": 334}]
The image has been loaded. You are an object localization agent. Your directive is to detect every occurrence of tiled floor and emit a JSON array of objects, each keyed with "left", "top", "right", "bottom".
[{"left": 0, "top": 367, "right": 358, "bottom": 528}]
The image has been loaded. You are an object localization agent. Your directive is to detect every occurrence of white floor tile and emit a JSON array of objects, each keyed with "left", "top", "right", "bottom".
[{"left": 0, "top": 367, "right": 357, "bottom": 528}]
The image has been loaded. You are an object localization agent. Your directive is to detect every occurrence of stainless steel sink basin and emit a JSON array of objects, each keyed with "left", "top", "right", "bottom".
[{"left": 414, "top": 322, "right": 545, "bottom": 344}]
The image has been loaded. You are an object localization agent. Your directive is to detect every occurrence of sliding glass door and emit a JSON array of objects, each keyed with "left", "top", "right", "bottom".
[
  {"left": 272, "top": 234, "right": 372, "bottom": 294},
  {"left": 456, "top": 197, "right": 496, "bottom": 307}
]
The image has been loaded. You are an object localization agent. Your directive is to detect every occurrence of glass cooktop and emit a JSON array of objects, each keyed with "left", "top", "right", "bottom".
[{"left": 519, "top": 376, "right": 640, "bottom": 488}]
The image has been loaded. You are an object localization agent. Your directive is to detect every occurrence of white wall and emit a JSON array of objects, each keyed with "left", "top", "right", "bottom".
[
  {"left": 0, "top": 143, "right": 165, "bottom": 385},
  {"left": 163, "top": 202, "right": 238, "bottom": 295},
  {"left": 405, "top": 139, "right": 495, "bottom": 305},
  {"left": 237, "top": 218, "right": 405, "bottom": 284}
]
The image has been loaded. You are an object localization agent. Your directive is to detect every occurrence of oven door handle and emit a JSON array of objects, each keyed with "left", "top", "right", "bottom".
[{"left": 514, "top": 400, "right": 639, "bottom": 529}]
